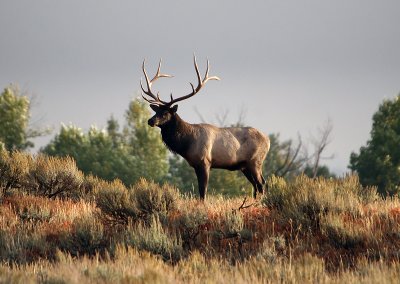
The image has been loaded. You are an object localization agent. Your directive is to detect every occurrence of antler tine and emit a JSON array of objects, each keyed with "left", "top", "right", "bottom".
[
  {"left": 204, "top": 59, "right": 210, "bottom": 81},
  {"left": 141, "top": 58, "right": 173, "bottom": 105},
  {"left": 164, "top": 56, "right": 220, "bottom": 106},
  {"left": 193, "top": 55, "right": 202, "bottom": 91},
  {"left": 203, "top": 59, "right": 221, "bottom": 83},
  {"left": 151, "top": 59, "right": 173, "bottom": 83}
]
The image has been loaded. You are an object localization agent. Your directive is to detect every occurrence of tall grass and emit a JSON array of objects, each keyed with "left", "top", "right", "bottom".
[{"left": 1, "top": 152, "right": 400, "bottom": 282}]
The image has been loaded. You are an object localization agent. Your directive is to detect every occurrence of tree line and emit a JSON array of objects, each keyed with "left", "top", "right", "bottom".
[{"left": 1, "top": 85, "right": 398, "bottom": 196}]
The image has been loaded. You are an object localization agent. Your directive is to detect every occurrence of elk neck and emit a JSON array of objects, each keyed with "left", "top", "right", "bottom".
[{"left": 159, "top": 113, "right": 194, "bottom": 157}]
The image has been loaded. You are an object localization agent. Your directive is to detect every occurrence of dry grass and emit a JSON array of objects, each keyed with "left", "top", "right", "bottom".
[{"left": 1, "top": 153, "right": 400, "bottom": 282}]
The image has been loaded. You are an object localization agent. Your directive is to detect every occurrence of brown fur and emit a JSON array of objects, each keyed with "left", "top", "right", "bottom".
[{"left": 149, "top": 105, "right": 270, "bottom": 199}]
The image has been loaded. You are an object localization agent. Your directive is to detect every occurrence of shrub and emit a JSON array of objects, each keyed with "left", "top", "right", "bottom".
[
  {"left": 0, "top": 226, "right": 53, "bottom": 264},
  {"left": 170, "top": 206, "right": 208, "bottom": 249},
  {"left": 212, "top": 210, "right": 252, "bottom": 249},
  {"left": 28, "top": 155, "right": 84, "bottom": 198},
  {"left": 127, "top": 215, "right": 183, "bottom": 262},
  {"left": 321, "top": 213, "right": 365, "bottom": 250},
  {"left": 62, "top": 216, "right": 106, "bottom": 256},
  {"left": 131, "top": 178, "right": 179, "bottom": 221},
  {"left": 0, "top": 150, "right": 32, "bottom": 195},
  {"left": 95, "top": 180, "right": 137, "bottom": 225},
  {"left": 256, "top": 235, "right": 286, "bottom": 263},
  {"left": 262, "top": 175, "right": 364, "bottom": 228}
]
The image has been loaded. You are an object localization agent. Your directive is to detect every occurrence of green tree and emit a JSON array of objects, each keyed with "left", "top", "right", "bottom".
[
  {"left": 42, "top": 122, "right": 133, "bottom": 183},
  {"left": 124, "top": 99, "right": 169, "bottom": 183},
  {"left": 349, "top": 95, "right": 400, "bottom": 195},
  {"left": 0, "top": 85, "right": 35, "bottom": 150},
  {"left": 43, "top": 98, "right": 169, "bottom": 185}
]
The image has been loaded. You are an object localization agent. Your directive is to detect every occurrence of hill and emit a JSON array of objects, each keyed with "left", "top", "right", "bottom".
[{"left": 1, "top": 151, "right": 400, "bottom": 283}]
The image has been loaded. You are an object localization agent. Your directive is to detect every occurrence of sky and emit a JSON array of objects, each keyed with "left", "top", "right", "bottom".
[{"left": 0, "top": 0, "right": 399, "bottom": 174}]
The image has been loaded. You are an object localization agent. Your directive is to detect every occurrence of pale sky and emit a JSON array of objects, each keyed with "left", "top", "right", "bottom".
[{"left": 1, "top": 0, "right": 399, "bottom": 174}]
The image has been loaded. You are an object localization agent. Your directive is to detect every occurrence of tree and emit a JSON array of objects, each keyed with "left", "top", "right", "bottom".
[
  {"left": 43, "top": 98, "right": 169, "bottom": 186},
  {"left": 349, "top": 95, "right": 400, "bottom": 195},
  {"left": 264, "top": 133, "right": 306, "bottom": 179},
  {"left": 308, "top": 119, "right": 334, "bottom": 178},
  {"left": 303, "top": 164, "right": 335, "bottom": 179},
  {"left": 42, "top": 122, "right": 133, "bottom": 183},
  {"left": 124, "top": 99, "right": 169, "bottom": 183},
  {"left": 0, "top": 85, "right": 46, "bottom": 151}
]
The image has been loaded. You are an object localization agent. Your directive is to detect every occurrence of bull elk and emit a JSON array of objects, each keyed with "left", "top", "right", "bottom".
[{"left": 141, "top": 56, "right": 270, "bottom": 199}]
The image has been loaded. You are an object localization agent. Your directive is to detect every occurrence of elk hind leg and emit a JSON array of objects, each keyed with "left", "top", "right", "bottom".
[
  {"left": 244, "top": 165, "right": 265, "bottom": 198},
  {"left": 242, "top": 168, "right": 259, "bottom": 198}
]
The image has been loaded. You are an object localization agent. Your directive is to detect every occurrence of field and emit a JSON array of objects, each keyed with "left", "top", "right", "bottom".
[{"left": 1, "top": 152, "right": 400, "bottom": 283}]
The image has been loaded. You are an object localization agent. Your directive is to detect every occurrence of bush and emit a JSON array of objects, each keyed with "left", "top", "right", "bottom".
[
  {"left": 127, "top": 215, "right": 183, "bottom": 262},
  {"left": 95, "top": 180, "right": 137, "bottom": 225},
  {"left": 0, "top": 150, "right": 32, "bottom": 195},
  {"left": 62, "top": 216, "right": 106, "bottom": 256},
  {"left": 96, "top": 179, "right": 179, "bottom": 225},
  {"left": 28, "top": 155, "right": 84, "bottom": 198},
  {"left": 131, "top": 179, "right": 179, "bottom": 221},
  {"left": 170, "top": 206, "right": 208, "bottom": 249},
  {"left": 262, "top": 175, "right": 364, "bottom": 228},
  {"left": 321, "top": 213, "right": 365, "bottom": 249}
]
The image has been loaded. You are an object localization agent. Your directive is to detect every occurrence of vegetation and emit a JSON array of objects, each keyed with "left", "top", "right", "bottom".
[
  {"left": 1, "top": 152, "right": 400, "bottom": 283},
  {"left": 0, "top": 85, "right": 50, "bottom": 151},
  {"left": 43, "top": 99, "right": 169, "bottom": 186},
  {"left": 350, "top": 95, "right": 400, "bottom": 195},
  {"left": 0, "top": 83, "right": 333, "bottom": 197},
  {"left": 2, "top": 84, "right": 400, "bottom": 281}
]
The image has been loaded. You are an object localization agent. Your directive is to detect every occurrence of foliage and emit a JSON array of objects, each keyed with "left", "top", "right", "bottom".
[
  {"left": 0, "top": 86, "right": 32, "bottom": 150},
  {"left": 264, "top": 133, "right": 306, "bottom": 179},
  {"left": 27, "top": 155, "right": 84, "bottom": 198},
  {"left": 42, "top": 123, "right": 135, "bottom": 185},
  {"left": 262, "top": 175, "right": 368, "bottom": 228},
  {"left": 0, "top": 85, "right": 50, "bottom": 151},
  {"left": 132, "top": 178, "right": 179, "bottom": 221},
  {"left": 43, "top": 99, "right": 169, "bottom": 186},
  {"left": 63, "top": 216, "right": 106, "bottom": 257},
  {"left": 127, "top": 215, "right": 183, "bottom": 262},
  {"left": 93, "top": 179, "right": 137, "bottom": 225},
  {"left": 125, "top": 99, "right": 169, "bottom": 183},
  {"left": 303, "top": 164, "right": 336, "bottom": 179},
  {"left": 96, "top": 178, "right": 179, "bottom": 225},
  {"left": 0, "top": 150, "right": 33, "bottom": 195},
  {"left": 349, "top": 95, "right": 400, "bottom": 195},
  {"left": 1, "top": 164, "right": 400, "bottom": 282}
]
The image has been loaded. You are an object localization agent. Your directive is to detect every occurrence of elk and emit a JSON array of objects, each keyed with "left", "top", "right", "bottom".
[{"left": 141, "top": 56, "right": 270, "bottom": 200}]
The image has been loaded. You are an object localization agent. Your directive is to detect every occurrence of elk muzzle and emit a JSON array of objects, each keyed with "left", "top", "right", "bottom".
[{"left": 148, "top": 118, "right": 156, "bottom": 127}]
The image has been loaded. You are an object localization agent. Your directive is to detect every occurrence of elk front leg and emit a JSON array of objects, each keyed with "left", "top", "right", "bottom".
[{"left": 194, "top": 165, "right": 210, "bottom": 200}]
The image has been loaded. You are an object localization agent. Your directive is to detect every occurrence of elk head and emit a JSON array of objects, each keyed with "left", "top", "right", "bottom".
[{"left": 141, "top": 56, "right": 220, "bottom": 128}]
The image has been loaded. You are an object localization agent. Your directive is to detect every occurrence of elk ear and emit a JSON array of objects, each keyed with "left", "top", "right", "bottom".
[
  {"left": 171, "top": 105, "right": 178, "bottom": 113},
  {"left": 150, "top": 104, "right": 160, "bottom": 112}
]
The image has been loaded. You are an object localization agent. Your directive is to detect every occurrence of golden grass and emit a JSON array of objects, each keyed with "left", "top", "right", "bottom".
[{"left": 1, "top": 154, "right": 400, "bottom": 283}]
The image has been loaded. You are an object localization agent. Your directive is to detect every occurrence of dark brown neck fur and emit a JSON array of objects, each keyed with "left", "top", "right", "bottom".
[{"left": 159, "top": 114, "right": 194, "bottom": 157}]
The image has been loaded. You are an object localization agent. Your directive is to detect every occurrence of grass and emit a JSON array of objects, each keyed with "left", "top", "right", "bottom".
[{"left": 1, "top": 152, "right": 400, "bottom": 283}]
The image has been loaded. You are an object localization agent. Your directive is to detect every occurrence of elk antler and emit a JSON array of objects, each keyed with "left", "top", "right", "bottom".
[
  {"left": 141, "top": 56, "right": 220, "bottom": 107},
  {"left": 140, "top": 59, "right": 173, "bottom": 105},
  {"left": 164, "top": 56, "right": 220, "bottom": 107}
]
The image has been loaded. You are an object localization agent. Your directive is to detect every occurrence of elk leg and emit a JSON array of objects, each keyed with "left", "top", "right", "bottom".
[
  {"left": 241, "top": 168, "right": 258, "bottom": 198},
  {"left": 254, "top": 167, "right": 265, "bottom": 196},
  {"left": 244, "top": 166, "right": 265, "bottom": 198},
  {"left": 195, "top": 165, "right": 210, "bottom": 200},
  {"left": 261, "top": 174, "right": 268, "bottom": 193}
]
